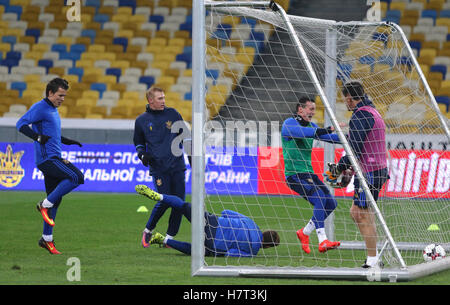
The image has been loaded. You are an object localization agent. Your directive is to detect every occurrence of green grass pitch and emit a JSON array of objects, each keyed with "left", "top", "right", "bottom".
[{"left": 0, "top": 190, "right": 448, "bottom": 285}]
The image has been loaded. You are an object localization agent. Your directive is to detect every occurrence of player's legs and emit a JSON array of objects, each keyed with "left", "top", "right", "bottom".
[
  {"left": 351, "top": 169, "right": 388, "bottom": 266},
  {"left": 166, "top": 170, "right": 186, "bottom": 237},
  {"left": 144, "top": 172, "right": 172, "bottom": 232},
  {"left": 38, "top": 158, "right": 84, "bottom": 208},
  {"left": 42, "top": 175, "right": 61, "bottom": 242},
  {"left": 287, "top": 173, "right": 340, "bottom": 252}
]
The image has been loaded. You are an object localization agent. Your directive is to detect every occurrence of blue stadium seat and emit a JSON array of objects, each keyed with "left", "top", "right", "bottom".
[
  {"left": 430, "top": 65, "right": 447, "bottom": 78},
  {"left": 184, "top": 92, "right": 192, "bottom": 100},
  {"left": 241, "top": 18, "right": 257, "bottom": 29},
  {"left": 51, "top": 43, "right": 67, "bottom": 54},
  {"left": 421, "top": 10, "right": 437, "bottom": 22},
  {"left": 60, "top": 51, "right": 80, "bottom": 63},
  {"left": 38, "top": 59, "right": 53, "bottom": 73},
  {"left": 81, "top": 29, "right": 97, "bottom": 42},
  {"left": 113, "top": 37, "right": 128, "bottom": 52},
  {"left": 139, "top": 75, "right": 155, "bottom": 88},
  {"left": 440, "top": 10, "right": 450, "bottom": 18},
  {"left": 70, "top": 44, "right": 86, "bottom": 54},
  {"left": 337, "top": 63, "right": 352, "bottom": 80},
  {"left": 119, "top": 0, "right": 136, "bottom": 11},
  {"left": 93, "top": 14, "right": 109, "bottom": 24},
  {"left": 2, "top": 36, "right": 16, "bottom": 45},
  {"left": 6, "top": 51, "right": 21, "bottom": 61},
  {"left": 206, "top": 69, "right": 220, "bottom": 81},
  {"left": 409, "top": 41, "right": 422, "bottom": 55},
  {"left": 106, "top": 68, "right": 121, "bottom": 81},
  {"left": 11, "top": 81, "right": 26, "bottom": 97},
  {"left": 372, "top": 32, "right": 389, "bottom": 44},
  {"left": 149, "top": 15, "right": 164, "bottom": 29},
  {"left": 5, "top": 5, "right": 22, "bottom": 19},
  {"left": 91, "top": 83, "right": 107, "bottom": 98},
  {"left": 436, "top": 96, "right": 449, "bottom": 112},
  {"left": 359, "top": 55, "right": 376, "bottom": 66},
  {"left": 0, "top": 58, "right": 19, "bottom": 72},
  {"left": 0, "top": 0, "right": 9, "bottom": 7},
  {"left": 176, "top": 53, "right": 192, "bottom": 67},
  {"left": 212, "top": 24, "right": 232, "bottom": 40},
  {"left": 179, "top": 21, "right": 192, "bottom": 33},
  {"left": 25, "top": 29, "right": 41, "bottom": 42},
  {"left": 397, "top": 56, "right": 413, "bottom": 69},
  {"left": 244, "top": 40, "right": 264, "bottom": 54},
  {"left": 68, "top": 67, "right": 84, "bottom": 81},
  {"left": 384, "top": 10, "right": 401, "bottom": 24},
  {"left": 85, "top": 0, "right": 101, "bottom": 8}
]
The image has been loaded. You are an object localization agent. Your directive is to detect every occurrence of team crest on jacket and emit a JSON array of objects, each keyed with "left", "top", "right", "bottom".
[
  {"left": 166, "top": 121, "right": 172, "bottom": 129},
  {"left": 0, "top": 144, "right": 25, "bottom": 188},
  {"left": 148, "top": 122, "right": 153, "bottom": 131},
  {"left": 156, "top": 178, "right": 162, "bottom": 186}
]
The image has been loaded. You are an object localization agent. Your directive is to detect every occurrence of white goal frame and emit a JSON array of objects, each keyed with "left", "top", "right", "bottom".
[{"left": 190, "top": 0, "right": 450, "bottom": 282}]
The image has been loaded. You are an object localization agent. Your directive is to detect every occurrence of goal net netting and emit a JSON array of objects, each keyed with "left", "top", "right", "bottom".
[{"left": 191, "top": 0, "right": 450, "bottom": 281}]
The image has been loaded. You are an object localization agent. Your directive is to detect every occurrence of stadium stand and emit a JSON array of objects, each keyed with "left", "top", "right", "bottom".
[
  {"left": 0, "top": 0, "right": 291, "bottom": 121},
  {"left": 0, "top": 0, "right": 448, "bottom": 124}
]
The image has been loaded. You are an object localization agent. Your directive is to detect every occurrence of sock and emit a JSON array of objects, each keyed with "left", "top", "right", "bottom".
[
  {"left": 303, "top": 220, "right": 315, "bottom": 236},
  {"left": 144, "top": 228, "right": 152, "bottom": 234},
  {"left": 42, "top": 198, "right": 54, "bottom": 208},
  {"left": 316, "top": 228, "right": 327, "bottom": 244},
  {"left": 366, "top": 255, "right": 379, "bottom": 267},
  {"left": 164, "top": 234, "right": 173, "bottom": 244},
  {"left": 42, "top": 234, "right": 53, "bottom": 242}
]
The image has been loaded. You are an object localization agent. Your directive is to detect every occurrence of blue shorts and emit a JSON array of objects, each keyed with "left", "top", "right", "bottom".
[
  {"left": 286, "top": 172, "right": 331, "bottom": 200},
  {"left": 353, "top": 168, "right": 389, "bottom": 209}
]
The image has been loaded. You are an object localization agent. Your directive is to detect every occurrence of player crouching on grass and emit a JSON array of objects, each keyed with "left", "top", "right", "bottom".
[
  {"left": 16, "top": 78, "right": 84, "bottom": 255},
  {"left": 135, "top": 185, "right": 280, "bottom": 257}
]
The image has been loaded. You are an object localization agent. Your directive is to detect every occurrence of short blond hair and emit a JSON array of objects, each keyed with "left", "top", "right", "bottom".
[{"left": 146, "top": 86, "right": 164, "bottom": 100}]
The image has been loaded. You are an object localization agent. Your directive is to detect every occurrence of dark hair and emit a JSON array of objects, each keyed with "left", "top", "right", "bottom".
[
  {"left": 296, "top": 96, "right": 314, "bottom": 112},
  {"left": 262, "top": 230, "right": 280, "bottom": 249},
  {"left": 342, "top": 81, "right": 364, "bottom": 101},
  {"left": 46, "top": 78, "right": 69, "bottom": 97}
]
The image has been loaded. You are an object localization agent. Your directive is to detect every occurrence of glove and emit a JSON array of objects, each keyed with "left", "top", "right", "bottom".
[
  {"left": 36, "top": 134, "right": 51, "bottom": 144},
  {"left": 138, "top": 152, "right": 154, "bottom": 167},
  {"left": 324, "top": 163, "right": 353, "bottom": 189},
  {"left": 61, "top": 137, "right": 82, "bottom": 147}
]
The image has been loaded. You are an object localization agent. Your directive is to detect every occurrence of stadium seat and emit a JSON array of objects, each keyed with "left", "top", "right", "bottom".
[
  {"left": 11, "top": 81, "right": 27, "bottom": 97},
  {"left": 139, "top": 75, "right": 155, "bottom": 88},
  {"left": 37, "top": 59, "right": 53, "bottom": 73},
  {"left": 91, "top": 83, "right": 107, "bottom": 98}
]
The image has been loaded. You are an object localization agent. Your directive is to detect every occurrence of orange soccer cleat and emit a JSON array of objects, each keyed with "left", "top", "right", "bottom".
[
  {"left": 39, "top": 237, "right": 61, "bottom": 255},
  {"left": 296, "top": 228, "right": 311, "bottom": 254},
  {"left": 318, "top": 239, "right": 341, "bottom": 253},
  {"left": 36, "top": 201, "right": 55, "bottom": 227}
]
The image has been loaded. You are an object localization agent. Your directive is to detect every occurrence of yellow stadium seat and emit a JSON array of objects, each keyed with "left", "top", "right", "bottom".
[
  {"left": 149, "top": 37, "right": 167, "bottom": 47},
  {"left": 390, "top": 2, "right": 406, "bottom": 12},
  {"left": 418, "top": 48, "right": 437, "bottom": 66},
  {"left": 82, "top": 90, "right": 100, "bottom": 100},
  {"left": 75, "top": 98, "right": 97, "bottom": 108},
  {"left": 122, "top": 91, "right": 141, "bottom": 100},
  {"left": 88, "top": 44, "right": 106, "bottom": 53}
]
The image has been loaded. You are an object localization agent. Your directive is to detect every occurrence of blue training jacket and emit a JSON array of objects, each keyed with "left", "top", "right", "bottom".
[
  {"left": 133, "top": 106, "right": 186, "bottom": 173},
  {"left": 16, "top": 98, "right": 61, "bottom": 165},
  {"left": 214, "top": 210, "right": 263, "bottom": 257}
]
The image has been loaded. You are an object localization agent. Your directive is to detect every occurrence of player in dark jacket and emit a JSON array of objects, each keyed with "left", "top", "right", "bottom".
[{"left": 133, "top": 86, "right": 189, "bottom": 248}]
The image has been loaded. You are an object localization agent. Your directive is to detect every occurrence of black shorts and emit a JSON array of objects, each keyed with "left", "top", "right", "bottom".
[{"left": 353, "top": 168, "right": 389, "bottom": 209}]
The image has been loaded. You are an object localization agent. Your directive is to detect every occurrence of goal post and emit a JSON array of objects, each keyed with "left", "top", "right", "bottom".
[{"left": 191, "top": 0, "right": 450, "bottom": 281}]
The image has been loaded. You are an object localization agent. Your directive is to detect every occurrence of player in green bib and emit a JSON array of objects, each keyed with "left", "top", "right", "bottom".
[{"left": 281, "top": 97, "right": 342, "bottom": 253}]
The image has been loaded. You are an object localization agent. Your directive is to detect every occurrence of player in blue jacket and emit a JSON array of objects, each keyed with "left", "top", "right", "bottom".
[
  {"left": 135, "top": 185, "right": 280, "bottom": 257},
  {"left": 16, "top": 78, "right": 84, "bottom": 254},
  {"left": 133, "top": 86, "right": 190, "bottom": 248}
]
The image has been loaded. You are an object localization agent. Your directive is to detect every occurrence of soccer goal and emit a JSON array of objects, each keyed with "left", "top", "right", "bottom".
[{"left": 190, "top": 0, "right": 450, "bottom": 281}]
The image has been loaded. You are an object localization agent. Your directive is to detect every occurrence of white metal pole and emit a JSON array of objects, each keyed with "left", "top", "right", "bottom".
[{"left": 191, "top": 0, "right": 207, "bottom": 276}]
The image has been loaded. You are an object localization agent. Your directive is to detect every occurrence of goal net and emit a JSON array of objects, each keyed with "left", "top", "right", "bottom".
[{"left": 190, "top": 0, "right": 450, "bottom": 281}]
